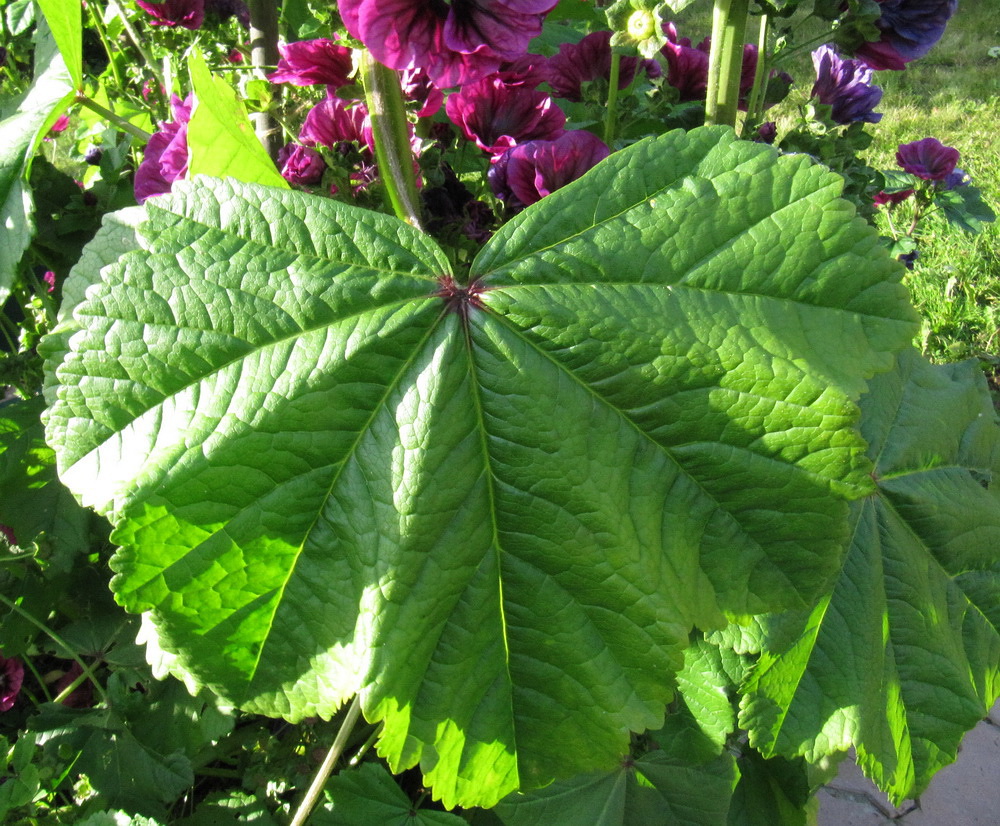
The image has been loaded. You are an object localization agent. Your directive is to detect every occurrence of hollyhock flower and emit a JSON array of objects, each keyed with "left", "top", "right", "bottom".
[
  {"left": 300, "top": 95, "right": 373, "bottom": 153},
  {"left": 855, "top": 0, "right": 958, "bottom": 71},
  {"left": 943, "top": 167, "right": 970, "bottom": 189},
  {"left": 136, "top": 0, "right": 204, "bottom": 29},
  {"left": 134, "top": 94, "right": 192, "bottom": 203},
  {"left": 1, "top": 653, "right": 24, "bottom": 712},
  {"left": 874, "top": 188, "right": 914, "bottom": 206},
  {"left": 278, "top": 144, "right": 326, "bottom": 186},
  {"left": 446, "top": 74, "right": 566, "bottom": 155},
  {"left": 338, "top": 0, "right": 559, "bottom": 88},
  {"left": 47, "top": 114, "right": 70, "bottom": 137},
  {"left": 661, "top": 24, "right": 756, "bottom": 107},
  {"left": 490, "top": 130, "right": 610, "bottom": 207},
  {"left": 43, "top": 270, "right": 57, "bottom": 292},
  {"left": 811, "top": 45, "right": 883, "bottom": 124},
  {"left": 755, "top": 122, "right": 777, "bottom": 144},
  {"left": 401, "top": 67, "right": 445, "bottom": 117},
  {"left": 268, "top": 38, "right": 353, "bottom": 88},
  {"left": 545, "top": 31, "right": 661, "bottom": 102},
  {"left": 896, "top": 137, "right": 960, "bottom": 181}
]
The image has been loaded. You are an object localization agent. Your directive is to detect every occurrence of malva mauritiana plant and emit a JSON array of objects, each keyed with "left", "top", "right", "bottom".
[{"left": 1, "top": 0, "right": 998, "bottom": 823}]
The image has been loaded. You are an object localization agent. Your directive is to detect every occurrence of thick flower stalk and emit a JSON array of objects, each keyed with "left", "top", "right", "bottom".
[
  {"left": 338, "top": 0, "right": 558, "bottom": 88},
  {"left": 811, "top": 45, "right": 883, "bottom": 124}
]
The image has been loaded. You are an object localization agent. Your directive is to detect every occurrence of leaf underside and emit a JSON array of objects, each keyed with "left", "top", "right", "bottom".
[
  {"left": 741, "top": 349, "right": 1000, "bottom": 803},
  {"left": 44, "top": 126, "right": 917, "bottom": 808}
]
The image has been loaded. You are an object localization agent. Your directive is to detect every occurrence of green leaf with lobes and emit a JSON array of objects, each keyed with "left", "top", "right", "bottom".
[
  {"left": 740, "top": 349, "right": 1000, "bottom": 803},
  {"left": 43, "top": 126, "right": 917, "bottom": 809}
]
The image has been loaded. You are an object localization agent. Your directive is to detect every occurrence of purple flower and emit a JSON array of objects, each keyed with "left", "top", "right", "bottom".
[
  {"left": 943, "top": 167, "right": 970, "bottom": 189},
  {"left": 135, "top": 0, "right": 205, "bottom": 29},
  {"left": 134, "top": 94, "right": 192, "bottom": 203},
  {"left": 661, "top": 24, "right": 757, "bottom": 108},
  {"left": 1, "top": 653, "right": 24, "bottom": 712},
  {"left": 338, "top": 0, "right": 559, "bottom": 88},
  {"left": 401, "top": 68, "right": 445, "bottom": 117},
  {"left": 490, "top": 130, "right": 610, "bottom": 207},
  {"left": 446, "top": 74, "right": 566, "bottom": 155},
  {"left": 855, "top": 0, "right": 958, "bottom": 70},
  {"left": 811, "top": 45, "right": 883, "bottom": 124},
  {"left": 874, "top": 188, "right": 915, "bottom": 206},
  {"left": 268, "top": 38, "right": 354, "bottom": 88},
  {"left": 896, "top": 137, "right": 960, "bottom": 181},
  {"left": 299, "top": 94, "right": 373, "bottom": 153},
  {"left": 278, "top": 144, "right": 326, "bottom": 186},
  {"left": 755, "top": 122, "right": 777, "bottom": 144},
  {"left": 545, "top": 31, "right": 661, "bottom": 102}
]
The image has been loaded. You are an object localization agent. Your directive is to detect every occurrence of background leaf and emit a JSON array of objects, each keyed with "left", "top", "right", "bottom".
[
  {"left": 186, "top": 51, "right": 289, "bottom": 190},
  {"left": 36, "top": 0, "right": 83, "bottom": 90},
  {"left": 45, "top": 127, "right": 917, "bottom": 808},
  {"left": 740, "top": 349, "right": 1000, "bottom": 803}
]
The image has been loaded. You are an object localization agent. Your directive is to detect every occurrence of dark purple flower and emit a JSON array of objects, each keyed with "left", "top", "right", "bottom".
[
  {"left": 446, "top": 74, "right": 565, "bottom": 155},
  {"left": 943, "top": 167, "right": 970, "bottom": 189},
  {"left": 278, "top": 144, "right": 326, "bottom": 186},
  {"left": 896, "top": 137, "right": 960, "bottom": 181},
  {"left": 811, "top": 45, "right": 883, "bottom": 124},
  {"left": 1, "top": 653, "right": 24, "bottom": 712},
  {"left": 490, "top": 130, "right": 610, "bottom": 207},
  {"left": 0, "top": 524, "right": 15, "bottom": 544},
  {"left": 755, "top": 122, "right": 777, "bottom": 144},
  {"left": 898, "top": 249, "right": 919, "bottom": 269},
  {"left": 661, "top": 24, "right": 756, "bottom": 108},
  {"left": 338, "top": 0, "right": 559, "bottom": 88},
  {"left": 855, "top": 0, "right": 958, "bottom": 70},
  {"left": 874, "top": 188, "right": 915, "bottom": 206},
  {"left": 268, "top": 38, "right": 353, "bottom": 88},
  {"left": 134, "top": 94, "right": 193, "bottom": 204},
  {"left": 135, "top": 0, "right": 205, "bottom": 29},
  {"left": 204, "top": 0, "right": 249, "bottom": 27},
  {"left": 545, "top": 31, "right": 661, "bottom": 102}
]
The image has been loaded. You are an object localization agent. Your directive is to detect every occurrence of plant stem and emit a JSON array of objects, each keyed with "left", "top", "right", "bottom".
[
  {"left": 110, "top": 0, "right": 167, "bottom": 100},
  {"left": 288, "top": 696, "right": 362, "bottom": 826},
  {"left": 77, "top": 94, "right": 153, "bottom": 142},
  {"left": 0, "top": 593, "right": 109, "bottom": 705},
  {"left": 247, "top": 0, "right": 283, "bottom": 161},
  {"left": 348, "top": 724, "right": 381, "bottom": 766},
  {"left": 85, "top": 0, "right": 125, "bottom": 90},
  {"left": 743, "top": 13, "right": 770, "bottom": 134},
  {"left": 705, "top": 0, "right": 751, "bottom": 128},
  {"left": 359, "top": 52, "right": 424, "bottom": 231},
  {"left": 604, "top": 52, "right": 622, "bottom": 145}
]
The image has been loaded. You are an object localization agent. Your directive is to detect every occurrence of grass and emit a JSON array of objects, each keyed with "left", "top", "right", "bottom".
[{"left": 671, "top": 0, "right": 1000, "bottom": 366}]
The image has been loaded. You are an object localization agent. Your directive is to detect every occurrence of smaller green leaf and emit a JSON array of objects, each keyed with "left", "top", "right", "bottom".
[
  {"left": 4, "top": 0, "right": 33, "bottom": 35},
  {"left": 186, "top": 50, "right": 288, "bottom": 190},
  {"left": 36, "top": 0, "right": 83, "bottom": 90},
  {"left": 675, "top": 639, "right": 737, "bottom": 750},
  {"left": 313, "top": 762, "right": 466, "bottom": 826},
  {"left": 726, "top": 751, "right": 814, "bottom": 826}
]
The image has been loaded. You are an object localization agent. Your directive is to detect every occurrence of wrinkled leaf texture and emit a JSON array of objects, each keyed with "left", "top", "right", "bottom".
[
  {"left": 44, "top": 126, "right": 917, "bottom": 808},
  {"left": 741, "top": 350, "right": 1000, "bottom": 803}
]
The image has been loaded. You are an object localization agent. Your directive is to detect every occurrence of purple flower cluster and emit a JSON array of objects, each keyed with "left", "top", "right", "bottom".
[
  {"left": 338, "top": 0, "right": 558, "bottom": 88},
  {"left": 134, "top": 94, "right": 192, "bottom": 203},
  {"left": 811, "top": 45, "right": 883, "bottom": 124},
  {"left": 546, "top": 31, "right": 661, "bottom": 102},
  {"left": 855, "top": 0, "right": 958, "bottom": 70},
  {"left": 135, "top": 0, "right": 249, "bottom": 29}
]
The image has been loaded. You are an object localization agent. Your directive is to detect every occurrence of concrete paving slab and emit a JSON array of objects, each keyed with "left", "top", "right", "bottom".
[{"left": 816, "top": 787, "right": 892, "bottom": 825}]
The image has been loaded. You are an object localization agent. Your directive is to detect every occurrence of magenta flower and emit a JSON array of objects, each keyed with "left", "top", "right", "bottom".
[
  {"left": 1, "top": 653, "right": 24, "bottom": 712},
  {"left": 545, "top": 31, "right": 661, "bottom": 102},
  {"left": 811, "top": 45, "right": 883, "bottom": 124},
  {"left": 278, "top": 144, "right": 326, "bottom": 186},
  {"left": 873, "top": 188, "right": 914, "bottom": 206},
  {"left": 135, "top": 0, "right": 204, "bottom": 29},
  {"left": 490, "top": 130, "right": 610, "bottom": 207},
  {"left": 895, "top": 137, "right": 960, "bottom": 181},
  {"left": 661, "top": 24, "right": 756, "bottom": 108},
  {"left": 338, "top": 0, "right": 559, "bottom": 88},
  {"left": 268, "top": 38, "right": 354, "bottom": 88},
  {"left": 134, "top": 94, "right": 192, "bottom": 204},
  {"left": 446, "top": 74, "right": 565, "bottom": 155},
  {"left": 400, "top": 67, "right": 444, "bottom": 117},
  {"left": 855, "top": 0, "right": 958, "bottom": 71},
  {"left": 299, "top": 94, "right": 373, "bottom": 153}
]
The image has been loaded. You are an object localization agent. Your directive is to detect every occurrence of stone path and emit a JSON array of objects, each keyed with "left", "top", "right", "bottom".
[{"left": 818, "top": 701, "right": 1000, "bottom": 825}]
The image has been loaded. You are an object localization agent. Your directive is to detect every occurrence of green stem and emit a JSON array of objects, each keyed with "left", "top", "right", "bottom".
[
  {"left": 604, "top": 52, "right": 622, "bottom": 145},
  {"left": 247, "top": 0, "right": 283, "bottom": 161},
  {"left": 348, "top": 725, "right": 381, "bottom": 767},
  {"left": 76, "top": 94, "right": 152, "bottom": 142},
  {"left": 359, "top": 52, "right": 424, "bottom": 231},
  {"left": 743, "top": 13, "right": 770, "bottom": 135},
  {"left": 705, "top": 0, "right": 751, "bottom": 128},
  {"left": 288, "top": 696, "right": 362, "bottom": 826},
  {"left": 0, "top": 593, "right": 109, "bottom": 705},
  {"left": 85, "top": 0, "right": 124, "bottom": 90},
  {"left": 111, "top": 0, "right": 167, "bottom": 102}
]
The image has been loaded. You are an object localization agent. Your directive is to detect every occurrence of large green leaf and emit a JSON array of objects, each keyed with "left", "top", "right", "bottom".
[
  {"left": 740, "top": 349, "right": 1000, "bottom": 803},
  {"left": 36, "top": 0, "right": 83, "bottom": 90},
  {"left": 44, "top": 127, "right": 917, "bottom": 808},
  {"left": 0, "top": 20, "right": 75, "bottom": 301}
]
